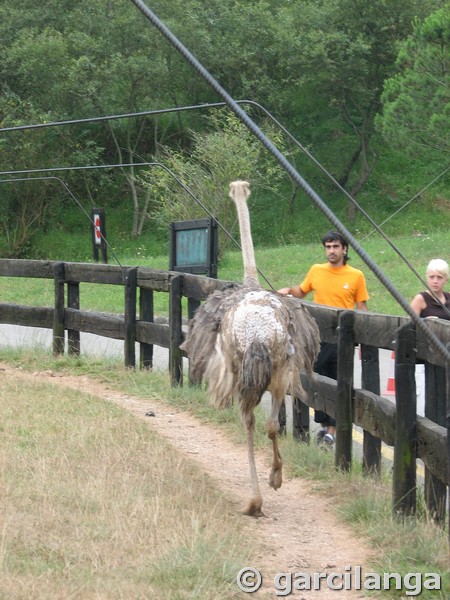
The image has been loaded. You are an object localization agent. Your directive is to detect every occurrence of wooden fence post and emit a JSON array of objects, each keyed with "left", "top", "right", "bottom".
[
  {"left": 292, "top": 398, "right": 310, "bottom": 442},
  {"left": 393, "top": 322, "right": 417, "bottom": 517},
  {"left": 424, "top": 362, "right": 447, "bottom": 524},
  {"left": 446, "top": 343, "right": 450, "bottom": 545},
  {"left": 124, "top": 267, "right": 137, "bottom": 368},
  {"left": 185, "top": 298, "right": 200, "bottom": 385},
  {"left": 52, "top": 262, "right": 65, "bottom": 356},
  {"left": 67, "top": 282, "right": 80, "bottom": 356},
  {"left": 187, "top": 297, "right": 200, "bottom": 321},
  {"left": 139, "top": 288, "right": 154, "bottom": 369},
  {"left": 360, "top": 344, "right": 381, "bottom": 476},
  {"left": 169, "top": 274, "right": 183, "bottom": 386},
  {"left": 335, "top": 310, "right": 355, "bottom": 471}
]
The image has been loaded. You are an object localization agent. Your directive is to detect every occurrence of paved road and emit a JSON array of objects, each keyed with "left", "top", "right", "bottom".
[{"left": 0, "top": 323, "right": 425, "bottom": 419}]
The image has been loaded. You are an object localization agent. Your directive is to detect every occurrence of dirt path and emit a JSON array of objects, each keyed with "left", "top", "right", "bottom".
[{"left": 2, "top": 363, "right": 375, "bottom": 599}]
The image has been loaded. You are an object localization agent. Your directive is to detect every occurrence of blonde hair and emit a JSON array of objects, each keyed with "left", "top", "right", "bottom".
[{"left": 426, "top": 258, "right": 449, "bottom": 279}]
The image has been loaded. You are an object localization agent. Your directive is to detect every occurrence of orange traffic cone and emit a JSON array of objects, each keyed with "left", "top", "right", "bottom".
[{"left": 384, "top": 351, "right": 396, "bottom": 395}]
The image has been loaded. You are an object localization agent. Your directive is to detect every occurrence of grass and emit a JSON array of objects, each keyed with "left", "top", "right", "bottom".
[
  {"left": 1, "top": 229, "right": 449, "bottom": 317},
  {"left": 0, "top": 362, "right": 253, "bottom": 599},
  {"left": 1, "top": 349, "right": 449, "bottom": 599}
]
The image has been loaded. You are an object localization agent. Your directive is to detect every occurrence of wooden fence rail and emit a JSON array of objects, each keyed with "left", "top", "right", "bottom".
[{"left": 0, "top": 259, "right": 449, "bottom": 531}]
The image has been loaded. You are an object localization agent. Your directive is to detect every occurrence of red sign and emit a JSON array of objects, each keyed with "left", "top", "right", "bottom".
[{"left": 94, "top": 213, "right": 101, "bottom": 245}]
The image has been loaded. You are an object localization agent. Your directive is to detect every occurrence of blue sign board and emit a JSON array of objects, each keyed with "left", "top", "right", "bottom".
[{"left": 169, "top": 218, "right": 218, "bottom": 278}]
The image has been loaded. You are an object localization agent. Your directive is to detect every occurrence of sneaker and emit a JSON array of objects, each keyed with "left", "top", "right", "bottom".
[
  {"left": 316, "top": 429, "right": 327, "bottom": 444},
  {"left": 323, "top": 433, "right": 335, "bottom": 446}
]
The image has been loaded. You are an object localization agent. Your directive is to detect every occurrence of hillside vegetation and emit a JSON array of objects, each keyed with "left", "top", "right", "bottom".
[{"left": 0, "top": 0, "right": 448, "bottom": 259}]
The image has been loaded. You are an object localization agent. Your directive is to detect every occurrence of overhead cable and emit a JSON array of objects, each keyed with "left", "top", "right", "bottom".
[
  {"left": 0, "top": 163, "right": 274, "bottom": 290},
  {"left": 129, "top": 0, "right": 450, "bottom": 362}
]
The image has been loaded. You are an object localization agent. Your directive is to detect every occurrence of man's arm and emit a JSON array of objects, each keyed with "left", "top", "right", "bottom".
[
  {"left": 355, "top": 272, "right": 369, "bottom": 312},
  {"left": 278, "top": 285, "right": 307, "bottom": 299}
]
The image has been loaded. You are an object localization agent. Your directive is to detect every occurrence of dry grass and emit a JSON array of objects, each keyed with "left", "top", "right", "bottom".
[
  {"left": 281, "top": 439, "right": 450, "bottom": 597},
  {"left": 0, "top": 375, "right": 252, "bottom": 599}
]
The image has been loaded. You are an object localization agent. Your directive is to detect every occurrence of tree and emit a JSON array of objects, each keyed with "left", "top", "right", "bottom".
[
  {"left": 1, "top": 0, "right": 444, "bottom": 249},
  {"left": 139, "top": 112, "right": 290, "bottom": 254},
  {"left": 274, "top": 0, "right": 442, "bottom": 218},
  {"left": 0, "top": 90, "right": 104, "bottom": 257},
  {"left": 377, "top": 5, "right": 450, "bottom": 157},
  {"left": 0, "top": 0, "right": 281, "bottom": 240}
]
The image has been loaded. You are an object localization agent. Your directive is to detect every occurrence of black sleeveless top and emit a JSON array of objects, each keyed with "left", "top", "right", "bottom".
[{"left": 419, "top": 291, "right": 450, "bottom": 320}]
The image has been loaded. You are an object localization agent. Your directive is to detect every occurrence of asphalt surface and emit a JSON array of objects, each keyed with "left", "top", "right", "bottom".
[{"left": 0, "top": 323, "right": 425, "bottom": 419}]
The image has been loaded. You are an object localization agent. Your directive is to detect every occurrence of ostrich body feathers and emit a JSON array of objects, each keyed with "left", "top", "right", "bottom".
[{"left": 181, "top": 284, "right": 319, "bottom": 418}]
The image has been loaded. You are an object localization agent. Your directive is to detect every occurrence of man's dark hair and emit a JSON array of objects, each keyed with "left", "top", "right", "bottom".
[{"left": 321, "top": 230, "right": 349, "bottom": 264}]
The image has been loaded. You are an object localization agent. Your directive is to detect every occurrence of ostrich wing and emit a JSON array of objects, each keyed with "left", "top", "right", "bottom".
[
  {"left": 180, "top": 286, "right": 245, "bottom": 383},
  {"left": 278, "top": 295, "right": 320, "bottom": 397}
]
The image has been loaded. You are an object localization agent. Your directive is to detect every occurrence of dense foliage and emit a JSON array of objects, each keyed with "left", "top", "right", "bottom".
[
  {"left": 377, "top": 4, "right": 450, "bottom": 156},
  {"left": 0, "top": 0, "right": 448, "bottom": 258}
]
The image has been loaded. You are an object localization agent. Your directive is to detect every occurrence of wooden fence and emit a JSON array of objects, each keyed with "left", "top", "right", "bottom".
[{"left": 0, "top": 259, "right": 449, "bottom": 532}]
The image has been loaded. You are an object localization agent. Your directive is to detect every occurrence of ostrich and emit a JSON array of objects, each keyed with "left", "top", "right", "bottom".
[{"left": 181, "top": 181, "right": 320, "bottom": 516}]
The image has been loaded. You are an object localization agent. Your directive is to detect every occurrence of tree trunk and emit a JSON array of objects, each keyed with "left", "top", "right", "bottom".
[
  {"left": 338, "top": 143, "right": 362, "bottom": 189},
  {"left": 288, "top": 179, "right": 298, "bottom": 215},
  {"left": 137, "top": 189, "right": 151, "bottom": 237},
  {"left": 340, "top": 100, "right": 378, "bottom": 221},
  {"left": 348, "top": 138, "right": 377, "bottom": 221},
  {"left": 102, "top": 114, "right": 141, "bottom": 238}
]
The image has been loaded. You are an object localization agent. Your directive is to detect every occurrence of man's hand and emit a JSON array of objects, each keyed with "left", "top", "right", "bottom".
[{"left": 277, "top": 287, "right": 291, "bottom": 295}]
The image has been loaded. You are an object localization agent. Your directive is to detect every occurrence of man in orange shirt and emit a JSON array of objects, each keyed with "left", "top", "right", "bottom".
[{"left": 278, "top": 231, "right": 369, "bottom": 446}]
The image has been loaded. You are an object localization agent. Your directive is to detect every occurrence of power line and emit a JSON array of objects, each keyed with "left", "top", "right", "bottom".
[
  {"left": 0, "top": 162, "right": 274, "bottom": 290},
  {"left": 0, "top": 102, "right": 227, "bottom": 133},
  {"left": 129, "top": 0, "right": 450, "bottom": 362},
  {"left": 363, "top": 165, "right": 450, "bottom": 238},
  {"left": 3, "top": 97, "right": 446, "bottom": 304}
]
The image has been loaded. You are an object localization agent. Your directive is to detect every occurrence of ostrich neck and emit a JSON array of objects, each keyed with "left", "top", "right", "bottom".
[{"left": 235, "top": 197, "right": 259, "bottom": 287}]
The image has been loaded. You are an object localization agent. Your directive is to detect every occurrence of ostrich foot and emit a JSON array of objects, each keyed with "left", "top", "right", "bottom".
[
  {"left": 241, "top": 498, "right": 265, "bottom": 518},
  {"left": 269, "top": 467, "right": 282, "bottom": 490}
]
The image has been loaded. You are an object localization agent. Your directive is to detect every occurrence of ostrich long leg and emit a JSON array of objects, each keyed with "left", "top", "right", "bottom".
[
  {"left": 242, "top": 411, "right": 264, "bottom": 517},
  {"left": 267, "top": 395, "right": 283, "bottom": 490}
]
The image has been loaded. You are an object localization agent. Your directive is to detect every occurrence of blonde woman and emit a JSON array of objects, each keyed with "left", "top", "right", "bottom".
[{"left": 410, "top": 259, "right": 450, "bottom": 320}]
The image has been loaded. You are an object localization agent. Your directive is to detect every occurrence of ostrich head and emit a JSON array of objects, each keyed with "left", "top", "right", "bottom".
[{"left": 229, "top": 180, "right": 250, "bottom": 203}]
